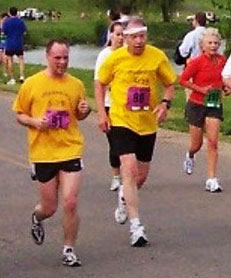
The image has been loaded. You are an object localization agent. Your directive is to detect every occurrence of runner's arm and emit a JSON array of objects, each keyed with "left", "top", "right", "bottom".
[
  {"left": 153, "top": 84, "right": 174, "bottom": 124},
  {"left": 76, "top": 99, "right": 91, "bottom": 120},
  {"left": 16, "top": 112, "right": 48, "bottom": 130},
  {"left": 94, "top": 80, "right": 110, "bottom": 132}
]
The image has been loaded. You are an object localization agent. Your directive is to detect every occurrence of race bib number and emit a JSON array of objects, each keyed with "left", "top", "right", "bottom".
[
  {"left": 46, "top": 110, "right": 70, "bottom": 129},
  {"left": 127, "top": 87, "right": 150, "bottom": 111},
  {"left": 204, "top": 89, "right": 221, "bottom": 108}
]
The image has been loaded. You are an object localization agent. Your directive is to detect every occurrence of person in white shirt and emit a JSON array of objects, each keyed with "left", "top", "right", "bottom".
[
  {"left": 94, "top": 21, "right": 124, "bottom": 191},
  {"left": 179, "top": 12, "right": 207, "bottom": 59},
  {"left": 179, "top": 12, "right": 207, "bottom": 101}
]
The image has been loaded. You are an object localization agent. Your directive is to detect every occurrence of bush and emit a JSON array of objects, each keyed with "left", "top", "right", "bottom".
[{"left": 148, "top": 22, "right": 191, "bottom": 48}]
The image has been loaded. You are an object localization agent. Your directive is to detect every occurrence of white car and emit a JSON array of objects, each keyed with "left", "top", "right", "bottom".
[{"left": 19, "top": 8, "right": 44, "bottom": 20}]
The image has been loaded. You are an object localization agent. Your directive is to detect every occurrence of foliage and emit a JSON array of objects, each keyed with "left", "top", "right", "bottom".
[{"left": 211, "top": 0, "right": 231, "bottom": 56}]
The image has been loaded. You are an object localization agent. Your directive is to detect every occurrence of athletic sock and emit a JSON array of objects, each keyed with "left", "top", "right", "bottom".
[
  {"left": 63, "top": 245, "right": 74, "bottom": 254},
  {"left": 130, "top": 217, "right": 141, "bottom": 230}
]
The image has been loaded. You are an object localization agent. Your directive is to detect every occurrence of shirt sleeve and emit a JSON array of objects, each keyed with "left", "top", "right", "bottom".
[
  {"left": 179, "top": 59, "right": 199, "bottom": 84},
  {"left": 157, "top": 54, "right": 177, "bottom": 86},
  {"left": 98, "top": 54, "right": 115, "bottom": 85},
  {"left": 179, "top": 32, "right": 193, "bottom": 58},
  {"left": 12, "top": 81, "right": 33, "bottom": 115},
  {"left": 94, "top": 49, "right": 109, "bottom": 80},
  {"left": 222, "top": 55, "right": 231, "bottom": 78}
]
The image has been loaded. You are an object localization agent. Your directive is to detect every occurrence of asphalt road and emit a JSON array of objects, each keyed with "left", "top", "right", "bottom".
[{"left": 1, "top": 91, "right": 231, "bottom": 278}]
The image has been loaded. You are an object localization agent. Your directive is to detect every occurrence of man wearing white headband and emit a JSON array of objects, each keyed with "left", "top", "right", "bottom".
[{"left": 95, "top": 16, "right": 176, "bottom": 247}]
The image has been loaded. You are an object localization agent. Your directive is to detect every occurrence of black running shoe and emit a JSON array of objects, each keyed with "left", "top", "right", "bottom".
[
  {"left": 62, "top": 248, "right": 82, "bottom": 267},
  {"left": 31, "top": 212, "right": 45, "bottom": 245}
]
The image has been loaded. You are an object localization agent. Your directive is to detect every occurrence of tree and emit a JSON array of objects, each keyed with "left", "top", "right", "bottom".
[
  {"left": 158, "top": 0, "right": 184, "bottom": 22},
  {"left": 211, "top": 0, "right": 231, "bottom": 55}
]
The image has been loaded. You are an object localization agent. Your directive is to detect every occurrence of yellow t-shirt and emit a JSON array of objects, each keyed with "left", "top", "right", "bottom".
[
  {"left": 98, "top": 45, "right": 177, "bottom": 135},
  {"left": 13, "top": 71, "right": 85, "bottom": 163}
]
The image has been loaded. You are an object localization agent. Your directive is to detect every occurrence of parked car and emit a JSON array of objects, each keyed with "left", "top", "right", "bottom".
[{"left": 18, "top": 8, "right": 45, "bottom": 20}]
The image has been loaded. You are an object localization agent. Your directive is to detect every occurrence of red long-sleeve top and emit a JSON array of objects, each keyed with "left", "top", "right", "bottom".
[{"left": 179, "top": 53, "right": 226, "bottom": 105}]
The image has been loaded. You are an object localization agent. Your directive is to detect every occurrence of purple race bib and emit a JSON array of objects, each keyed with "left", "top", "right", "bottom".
[
  {"left": 127, "top": 87, "right": 150, "bottom": 111},
  {"left": 46, "top": 110, "right": 70, "bottom": 129}
]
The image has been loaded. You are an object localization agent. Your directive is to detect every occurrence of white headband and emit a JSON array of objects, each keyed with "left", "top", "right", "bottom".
[{"left": 123, "top": 26, "right": 147, "bottom": 35}]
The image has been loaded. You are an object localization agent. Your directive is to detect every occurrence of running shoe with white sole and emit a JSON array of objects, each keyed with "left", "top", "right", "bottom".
[
  {"left": 114, "top": 185, "right": 127, "bottom": 224},
  {"left": 110, "top": 176, "right": 121, "bottom": 191},
  {"left": 19, "top": 76, "right": 25, "bottom": 83},
  {"left": 183, "top": 152, "right": 195, "bottom": 175},
  {"left": 130, "top": 224, "right": 148, "bottom": 247},
  {"left": 205, "top": 178, "right": 223, "bottom": 193},
  {"left": 7, "top": 78, "right": 16, "bottom": 85},
  {"left": 62, "top": 248, "right": 82, "bottom": 267},
  {"left": 31, "top": 212, "right": 45, "bottom": 245}
]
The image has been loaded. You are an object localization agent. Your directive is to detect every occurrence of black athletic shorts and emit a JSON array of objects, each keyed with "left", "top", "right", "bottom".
[
  {"left": 5, "top": 49, "right": 24, "bottom": 56},
  {"left": 34, "top": 158, "right": 83, "bottom": 183},
  {"left": 185, "top": 100, "right": 223, "bottom": 128},
  {"left": 110, "top": 126, "right": 156, "bottom": 162}
]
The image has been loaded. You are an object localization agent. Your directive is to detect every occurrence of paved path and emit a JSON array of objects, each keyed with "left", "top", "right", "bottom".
[{"left": 1, "top": 91, "right": 231, "bottom": 278}]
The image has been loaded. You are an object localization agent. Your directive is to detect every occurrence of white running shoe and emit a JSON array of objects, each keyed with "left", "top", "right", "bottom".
[
  {"left": 114, "top": 185, "right": 127, "bottom": 224},
  {"left": 62, "top": 248, "right": 81, "bottom": 267},
  {"left": 19, "top": 76, "right": 25, "bottom": 83},
  {"left": 183, "top": 152, "right": 195, "bottom": 175},
  {"left": 110, "top": 176, "right": 121, "bottom": 191},
  {"left": 205, "top": 178, "right": 223, "bottom": 193},
  {"left": 130, "top": 224, "right": 148, "bottom": 247},
  {"left": 7, "top": 78, "right": 16, "bottom": 85}
]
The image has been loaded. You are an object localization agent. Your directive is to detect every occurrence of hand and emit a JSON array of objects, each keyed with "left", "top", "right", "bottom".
[
  {"left": 200, "top": 85, "right": 214, "bottom": 95},
  {"left": 223, "top": 86, "right": 231, "bottom": 96},
  {"left": 78, "top": 99, "right": 90, "bottom": 114},
  {"left": 32, "top": 117, "right": 48, "bottom": 130},
  {"left": 98, "top": 112, "right": 111, "bottom": 133},
  {"left": 153, "top": 103, "right": 168, "bottom": 124}
]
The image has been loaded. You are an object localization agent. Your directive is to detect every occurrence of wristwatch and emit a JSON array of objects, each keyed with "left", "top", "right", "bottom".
[{"left": 161, "top": 99, "right": 171, "bottom": 109}]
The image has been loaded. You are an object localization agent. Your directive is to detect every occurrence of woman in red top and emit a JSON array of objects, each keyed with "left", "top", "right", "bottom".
[{"left": 179, "top": 27, "right": 226, "bottom": 192}]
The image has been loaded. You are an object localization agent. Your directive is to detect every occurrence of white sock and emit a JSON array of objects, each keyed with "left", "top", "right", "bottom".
[
  {"left": 130, "top": 217, "right": 141, "bottom": 228},
  {"left": 63, "top": 245, "right": 74, "bottom": 254}
]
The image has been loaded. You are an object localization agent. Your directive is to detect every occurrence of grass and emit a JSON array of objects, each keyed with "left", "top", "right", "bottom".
[{"left": 0, "top": 0, "right": 225, "bottom": 49}]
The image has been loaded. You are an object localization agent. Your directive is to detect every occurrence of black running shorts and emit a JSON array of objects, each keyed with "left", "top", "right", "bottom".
[
  {"left": 109, "top": 126, "right": 156, "bottom": 162},
  {"left": 185, "top": 100, "right": 223, "bottom": 128},
  {"left": 34, "top": 158, "right": 83, "bottom": 183}
]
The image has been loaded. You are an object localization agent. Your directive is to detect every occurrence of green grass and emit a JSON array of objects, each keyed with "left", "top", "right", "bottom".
[{"left": 0, "top": 0, "right": 225, "bottom": 49}]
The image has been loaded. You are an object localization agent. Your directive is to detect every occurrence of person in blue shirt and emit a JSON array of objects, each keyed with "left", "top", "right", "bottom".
[{"left": 2, "top": 6, "right": 27, "bottom": 85}]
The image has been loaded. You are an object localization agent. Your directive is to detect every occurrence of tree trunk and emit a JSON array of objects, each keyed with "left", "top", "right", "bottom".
[{"left": 161, "top": 0, "right": 170, "bottom": 22}]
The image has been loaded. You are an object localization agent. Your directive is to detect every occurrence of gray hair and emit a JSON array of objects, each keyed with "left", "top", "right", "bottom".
[
  {"left": 125, "top": 16, "right": 146, "bottom": 29},
  {"left": 199, "top": 27, "right": 222, "bottom": 47}
]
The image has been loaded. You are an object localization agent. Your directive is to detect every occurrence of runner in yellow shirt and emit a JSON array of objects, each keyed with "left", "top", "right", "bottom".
[
  {"left": 13, "top": 39, "right": 91, "bottom": 267},
  {"left": 95, "top": 16, "right": 176, "bottom": 247}
]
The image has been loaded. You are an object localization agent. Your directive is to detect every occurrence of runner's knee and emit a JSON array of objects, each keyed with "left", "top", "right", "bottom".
[
  {"left": 63, "top": 196, "right": 78, "bottom": 214},
  {"left": 207, "top": 138, "right": 218, "bottom": 151}
]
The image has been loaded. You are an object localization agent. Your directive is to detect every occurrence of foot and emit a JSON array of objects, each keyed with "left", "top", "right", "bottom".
[
  {"left": 19, "top": 76, "right": 25, "bottom": 83},
  {"left": 110, "top": 176, "right": 120, "bottom": 191},
  {"left": 31, "top": 212, "right": 45, "bottom": 245},
  {"left": 30, "top": 164, "right": 37, "bottom": 181},
  {"left": 183, "top": 152, "right": 194, "bottom": 175},
  {"left": 130, "top": 224, "right": 148, "bottom": 247},
  {"left": 114, "top": 186, "right": 127, "bottom": 224},
  {"left": 205, "top": 178, "right": 223, "bottom": 193},
  {"left": 62, "top": 248, "right": 81, "bottom": 267},
  {"left": 6, "top": 78, "right": 16, "bottom": 85}
]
